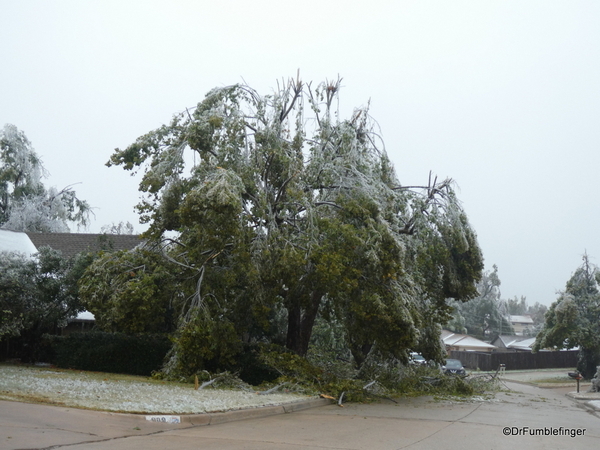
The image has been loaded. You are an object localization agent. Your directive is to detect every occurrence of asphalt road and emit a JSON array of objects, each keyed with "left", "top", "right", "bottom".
[{"left": 2, "top": 379, "right": 599, "bottom": 450}]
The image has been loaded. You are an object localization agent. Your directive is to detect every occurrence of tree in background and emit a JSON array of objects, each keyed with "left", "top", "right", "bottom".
[
  {"left": 100, "top": 221, "right": 135, "bottom": 235},
  {"left": 527, "top": 302, "right": 548, "bottom": 333},
  {"left": 104, "top": 77, "right": 483, "bottom": 375},
  {"left": 534, "top": 254, "right": 600, "bottom": 378},
  {"left": 0, "top": 124, "right": 91, "bottom": 232},
  {"left": 507, "top": 296, "right": 528, "bottom": 315},
  {"left": 447, "top": 265, "right": 513, "bottom": 338}
]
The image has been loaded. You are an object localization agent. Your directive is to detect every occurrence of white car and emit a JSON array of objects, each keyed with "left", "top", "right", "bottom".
[{"left": 410, "top": 353, "right": 427, "bottom": 365}]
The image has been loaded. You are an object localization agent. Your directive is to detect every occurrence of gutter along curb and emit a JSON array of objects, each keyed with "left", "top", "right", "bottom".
[{"left": 144, "top": 397, "right": 332, "bottom": 426}]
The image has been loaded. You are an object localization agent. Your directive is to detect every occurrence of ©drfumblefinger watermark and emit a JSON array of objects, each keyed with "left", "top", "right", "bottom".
[{"left": 503, "top": 427, "right": 586, "bottom": 438}]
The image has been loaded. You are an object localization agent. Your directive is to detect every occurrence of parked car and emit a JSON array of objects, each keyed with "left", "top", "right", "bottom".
[
  {"left": 442, "top": 359, "right": 466, "bottom": 376},
  {"left": 409, "top": 352, "right": 427, "bottom": 365}
]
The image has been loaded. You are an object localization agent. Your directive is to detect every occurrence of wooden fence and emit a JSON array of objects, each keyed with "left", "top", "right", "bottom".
[{"left": 449, "top": 350, "right": 579, "bottom": 372}]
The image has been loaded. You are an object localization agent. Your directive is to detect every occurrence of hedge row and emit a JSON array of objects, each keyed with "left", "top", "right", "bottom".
[{"left": 44, "top": 332, "right": 172, "bottom": 376}]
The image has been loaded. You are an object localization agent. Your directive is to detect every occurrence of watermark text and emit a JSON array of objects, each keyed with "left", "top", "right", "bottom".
[{"left": 503, "top": 426, "right": 585, "bottom": 438}]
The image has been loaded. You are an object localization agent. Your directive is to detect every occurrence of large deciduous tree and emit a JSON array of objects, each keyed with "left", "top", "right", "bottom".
[
  {"left": 0, "top": 124, "right": 91, "bottom": 232},
  {"left": 106, "top": 77, "right": 483, "bottom": 373},
  {"left": 534, "top": 254, "right": 600, "bottom": 378}
]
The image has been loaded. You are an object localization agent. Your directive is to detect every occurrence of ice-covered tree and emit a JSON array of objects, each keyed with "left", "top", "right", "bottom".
[
  {"left": 527, "top": 301, "right": 548, "bottom": 333},
  {"left": 507, "top": 296, "right": 528, "bottom": 315},
  {"left": 100, "top": 221, "right": 135, "bottom": 235},
  {"left": 534, "top": 253, "right": 600, "bottom": 378},
  {"left": 105, "top": 77, "right": 483, "bottom": 373},
  {"left": 0, "top": 124, "right": 92, "bottom": 232},
  {"left": 447, "top": 265, "right": 513, "bottom": 338}
]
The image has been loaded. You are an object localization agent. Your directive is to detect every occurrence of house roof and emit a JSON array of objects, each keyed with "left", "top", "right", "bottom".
[
  {"left": 441, "top": 330, "right": 497, "bottom": 350},
  {"left": 509, "top": 337, "right": 536, "bottom": 350},
  {"left": 509, "top": 315, "right": 534, "bottom": 324},
  {"left": 492, "top": 335, "right": 536, "bottom": 350},
  {"left": 0, "top": 229, "right": 38, "bottom": 257},
  {"left": 25, "top": 232, "right": 142, "bottom": 258}
]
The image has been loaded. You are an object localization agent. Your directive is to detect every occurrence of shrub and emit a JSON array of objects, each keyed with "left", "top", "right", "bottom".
[{"left": 44, "top": 331, "right": 171, "bottom": 376}]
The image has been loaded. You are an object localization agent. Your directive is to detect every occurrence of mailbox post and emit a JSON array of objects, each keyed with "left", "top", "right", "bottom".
[{"left": 576, "top": 373, "right": 583, "bottom": 393}]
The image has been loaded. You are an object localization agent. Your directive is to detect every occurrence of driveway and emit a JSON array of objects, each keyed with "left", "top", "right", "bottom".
[{"left": 2, "top": 378, "right": 599, "bottom": 449}]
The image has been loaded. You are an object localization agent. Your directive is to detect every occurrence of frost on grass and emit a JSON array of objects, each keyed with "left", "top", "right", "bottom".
[{"left": 0, "top": 366, "right": 311, "bottom": 414}]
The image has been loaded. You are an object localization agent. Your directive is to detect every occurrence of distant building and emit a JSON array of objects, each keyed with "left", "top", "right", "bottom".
[
  {"left": 441, "top": 330, "right": 498, "bottom": 353},
  {"left": 491, "top": 335, "right": 537, "bottom": 352},
  {"left": 508, "top": 315, "right": 534, "bottom": 336}
]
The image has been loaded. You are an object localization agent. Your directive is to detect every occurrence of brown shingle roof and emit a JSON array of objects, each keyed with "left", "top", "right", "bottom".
[{"left": 25, "top": 232, "right": 142, "bottom": 258}]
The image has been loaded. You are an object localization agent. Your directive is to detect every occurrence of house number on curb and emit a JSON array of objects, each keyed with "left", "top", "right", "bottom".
[{"left": 145, "top": 415, "right": 181, "bottom": 424}]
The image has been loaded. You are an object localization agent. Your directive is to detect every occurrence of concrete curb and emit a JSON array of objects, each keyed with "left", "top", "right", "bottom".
[
  {"left": 147, "top": 398, "right": 332, "bottom": 427},
  {"left": 563, "top": 391, "right": 600, "bottom": 414},
  {"left": 500, "top": 377, "right": 588, "bottom": 390},
  {"left": 565, "top": 391, "right": 600, "bottom": 400},
  {"left": 585, "top": 400, "right": 600, "bottom": 411}
]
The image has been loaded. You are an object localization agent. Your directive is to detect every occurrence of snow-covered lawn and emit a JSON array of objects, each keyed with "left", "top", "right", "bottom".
[{"left": 0, "top": 364, "right": 311, "bottom": 414}]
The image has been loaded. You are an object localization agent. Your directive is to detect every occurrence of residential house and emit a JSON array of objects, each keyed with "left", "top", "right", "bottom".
[
  {"left": 509, "top": 315, "right": 534, "bottom": 336},
  {"left": 441, "top": 329, "right": 498, "bottom": 353}
]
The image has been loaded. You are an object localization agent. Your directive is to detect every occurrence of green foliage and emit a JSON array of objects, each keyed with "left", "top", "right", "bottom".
[
  {"left": 235, "top": 344, "right": 282, "bottom": 385},
  {"left": 79, "top": 248, "right": 180, "bottom": 334},
  {"left": 258, "top": 345, "right": 367, "bottom": 401},
  {"left": 534, "top": 254, "right": 600, "bottom": 378},
  {"left": 45, "top": 331, "right": 171, "bottom": 376},
  {"left": 164, "top": 312, "right": 242, "bottom": 377},
  {"left": 260, "top": 345, "right": 493, "bottom": 400}
]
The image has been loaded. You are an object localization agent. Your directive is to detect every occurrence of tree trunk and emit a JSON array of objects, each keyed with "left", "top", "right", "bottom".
[
  {"left": 285, "top": 291, "right": 322, "bottom": 356},
  {"left": 349, "top": 342, "right": 373, "bottom": 369}
]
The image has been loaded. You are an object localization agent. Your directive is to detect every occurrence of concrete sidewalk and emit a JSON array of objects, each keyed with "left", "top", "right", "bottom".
[{"left": 2, "top": 378, "right": 600, "bottom": 449}]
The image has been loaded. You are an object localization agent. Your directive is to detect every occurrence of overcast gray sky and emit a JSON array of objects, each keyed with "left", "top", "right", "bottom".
[{"left": 2, "top": 1, "right": 599, "bottom": 307}]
